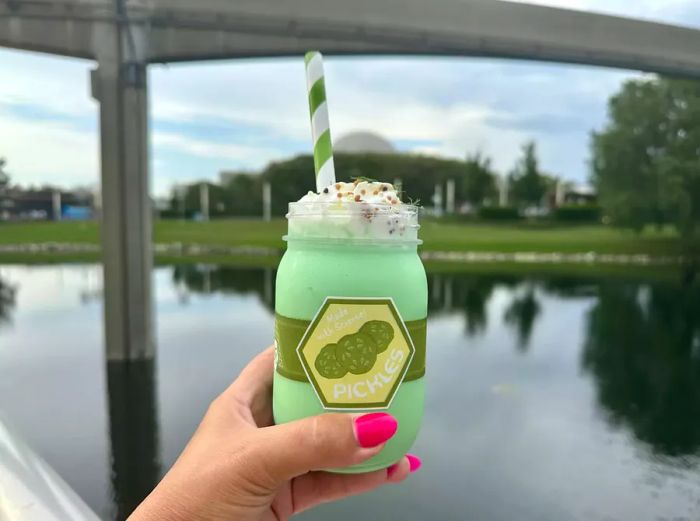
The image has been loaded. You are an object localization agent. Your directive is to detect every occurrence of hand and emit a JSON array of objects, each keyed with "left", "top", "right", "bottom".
[{"left": 128, "top": 347, "right": 421, "bottom": 521}]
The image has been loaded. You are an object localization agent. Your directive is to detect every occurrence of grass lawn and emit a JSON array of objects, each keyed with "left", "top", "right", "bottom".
[{"left": 0, "top": 218, "right": 683, "bottom": 256}]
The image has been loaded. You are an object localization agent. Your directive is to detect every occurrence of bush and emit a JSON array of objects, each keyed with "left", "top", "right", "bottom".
[
  {"left": 553, "top": 205, "right": 601, "bottom": 222},
  {"left": 478, "top": 206, "right": 521, "bottom": 220}
]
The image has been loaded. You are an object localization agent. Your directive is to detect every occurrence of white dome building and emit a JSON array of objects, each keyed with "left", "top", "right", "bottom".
[{"left": 335, "top": 131, "right": 396, "bottom": 154}]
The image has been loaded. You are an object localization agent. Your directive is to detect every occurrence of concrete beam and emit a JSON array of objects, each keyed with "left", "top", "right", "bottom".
[
  {"left": 2, "top": 0, "right": 700, "bottom": 77},
  {"left": 142, "top": 0, "right": 700, "bottom": 77}
]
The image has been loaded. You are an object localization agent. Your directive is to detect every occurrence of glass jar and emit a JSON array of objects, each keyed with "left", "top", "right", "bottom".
[{"left": 273, "top": 202, "right": 427, "bottom": 473}]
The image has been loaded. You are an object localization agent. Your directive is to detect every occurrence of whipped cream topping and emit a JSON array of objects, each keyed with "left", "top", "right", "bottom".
[
  {"left": 298, "top": 180, "right": 402, "bottom": 205},
  {"left": 287, "top": 180, "right": 419, "bottom": 242}
]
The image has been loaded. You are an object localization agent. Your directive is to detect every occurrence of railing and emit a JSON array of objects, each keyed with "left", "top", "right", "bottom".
[{"left": 0, "top": 415, "right": 100, "bottom": 521}]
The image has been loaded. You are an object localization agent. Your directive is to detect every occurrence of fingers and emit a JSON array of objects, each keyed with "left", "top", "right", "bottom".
[
  {"left": 219, "top": 346, "right": 275, "bottom": 426},
  {"left": 292, "top": 454, "right": 421, "bottom": 514},
  {"left": 253, "top": 412, "right": 398, "bottom": 483},
  {"left": 291, "top": 469, "right": 391, "bottom": 514},
  {"left": 387, "top": 454, "right": 421, "bottom": 483}
]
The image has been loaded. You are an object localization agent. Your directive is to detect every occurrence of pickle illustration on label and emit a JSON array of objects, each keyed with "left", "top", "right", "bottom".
[
  {"left": 359, "top": 320, "right": 394, "bottom": 353},
  {"left": 315, "top": 320, "right": 395, "bottom": 378},
  {"left": 336, "top": 332, "right": 378, "bottom": 375},
  {"left": 314, "top": 344, "right": 348, "bottom": 379},
  {"left": 296, "top": 298, "right": 416, "bottom": 410}
]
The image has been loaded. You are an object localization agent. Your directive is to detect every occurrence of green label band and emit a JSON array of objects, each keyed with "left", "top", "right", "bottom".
[{"left": 275, "top": 313, "right": 426, "bottom": 382}]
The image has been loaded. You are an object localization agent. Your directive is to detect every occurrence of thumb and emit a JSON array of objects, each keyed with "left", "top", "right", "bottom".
[{"left": 252, "top": 412, "right": 398, "bottom": 483}]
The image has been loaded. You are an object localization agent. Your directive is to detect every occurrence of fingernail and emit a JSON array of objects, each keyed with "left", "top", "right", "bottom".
[
  {"left": 406, "top": 454, "right": 422, "bottom": 473},
  {"left": 387, "top": 462, "right": 400, "bottom": 477},
  {"left": 353, "top": 412, "right": 398, "bottom": 448}
]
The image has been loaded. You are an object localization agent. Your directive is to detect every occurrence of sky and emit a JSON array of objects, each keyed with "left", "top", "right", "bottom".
[{"left": 1, "top": 0, "right": 699, "bottom": 197}]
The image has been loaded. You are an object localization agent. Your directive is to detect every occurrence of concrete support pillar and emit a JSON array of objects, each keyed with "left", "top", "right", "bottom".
[
  {"left": 52, "top": 190, "right": 62, "bottom": 221},
  {"left": 200, "top": 183, "right": 209, "bottom": 221},
  {"left": 433, "top": 183, "right": 443, "bottom": 217},
  {"left": 499, "top": 175, "right": 509, "bottom": 207},
  {"left": 445, "top": 179, "right": 455, "bottom": 214},
  {"left": 262, "top": 181, "right": 271, "bottom": 222},
  {"left": 555, "top": 179, "right": 566, "bottom": 207},
  {"left": 91, "top": 21, "right": 154, "bottom": 361}
]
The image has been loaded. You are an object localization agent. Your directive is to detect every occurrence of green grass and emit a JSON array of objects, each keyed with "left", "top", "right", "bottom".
[
  {"left": 0, "top": 219, "right": 682, "bottom": 255},
  {"left": 419, "top": 220, "right": 681, "bottom": 255}
]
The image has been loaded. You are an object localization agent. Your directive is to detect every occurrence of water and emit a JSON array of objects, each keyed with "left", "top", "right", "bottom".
[{"left": 1, "top": 264, "right": 700, "bottom": 521}]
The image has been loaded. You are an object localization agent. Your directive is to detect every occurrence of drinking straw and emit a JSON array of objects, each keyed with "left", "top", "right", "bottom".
[{"left": 305, "top": 51, "right": 336, "bottom": 191}]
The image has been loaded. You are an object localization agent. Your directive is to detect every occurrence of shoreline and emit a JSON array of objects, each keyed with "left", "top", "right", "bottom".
[{"left": 0, "top": 242, "right": 691, "bottom": 267}]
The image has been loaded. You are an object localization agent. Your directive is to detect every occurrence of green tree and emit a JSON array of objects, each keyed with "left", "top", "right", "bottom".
[
  {"left": 591, "top": 77, "right": 700, "bottom": 238},
  {"left": 462, "top": 152, "right": 497, "bottom": 207},
  {"left": 223, "top": 173, "right": 263, "bottom": 216},
  {"left": 508, "top": 141, "right": 548, "bottom": 207},
  {"left": 0, "top": 157, "right": 8, "bottom": 187}
]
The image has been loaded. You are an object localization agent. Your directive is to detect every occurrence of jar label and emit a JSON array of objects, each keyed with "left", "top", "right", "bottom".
[{"left": 275, "top": 297, "right": 424, "bottom": 410}]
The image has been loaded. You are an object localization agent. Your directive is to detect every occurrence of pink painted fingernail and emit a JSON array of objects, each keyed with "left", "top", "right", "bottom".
[
  {"left": 353, "top": 413, "right": 398, "bottom": 448},
  {"left": 406, "top": 454, "right": 422, "bottom": 473},
  {"left": 387, "top": 462, "right": 400, "bottom": 477}
]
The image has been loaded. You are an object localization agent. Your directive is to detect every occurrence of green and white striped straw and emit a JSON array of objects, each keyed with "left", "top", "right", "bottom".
[{"left": 305, "top": 51, "right": 336, "bottom": 191}]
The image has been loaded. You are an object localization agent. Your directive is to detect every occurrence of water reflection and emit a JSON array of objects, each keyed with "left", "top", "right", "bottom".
[
  {"left": 582, "top": 282, "right": 700, "bottom": 457},
  {"left": 2, "top": 263, "right": 700, "bottom": 520},
  {"left": 0, "top": 274, "right": 16, "bottom": 325},
  {"left": 107, "top": 360, "right": 160, "bottom": 521},
  {"left": 428, "top": 274, "right": 521, "bottom": 335},
  {"left": 503, "top": 286, "right": 541, "bottom": 351},
  {"left": 168, "top": 264, "right": 700, "bottom": 460},
  {"left": 171, "top": 264, "right": 275, "bottom": 310}
]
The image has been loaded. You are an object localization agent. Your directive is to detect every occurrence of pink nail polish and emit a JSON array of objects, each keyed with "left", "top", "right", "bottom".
[
  {"left": 406, "top": 454, "right": 422, "bottom": 473},
  {"left": 353, "top": 412, "right": 398, "bottom": 448},
  {"left": 386, "top": 462, "right": 400, "bottom": 477}
]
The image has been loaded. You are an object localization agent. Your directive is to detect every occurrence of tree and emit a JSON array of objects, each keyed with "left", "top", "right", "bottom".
[
  {"left": 223, "top": 173, "right": 263, "bottom": 216},
  {"left": 461, "top": 152, "right": 497, "bottom": 207},
  {"left": 508, "top": 141, "right": 548, "bottom": 207},
  {"left": 591, "top": 77, "right": 700, "bottom": 238},
  {"left": 0, "top": 157, "right": 8, "bottom": 187}
]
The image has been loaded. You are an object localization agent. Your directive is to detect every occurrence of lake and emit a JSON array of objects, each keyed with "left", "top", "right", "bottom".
[{"left": 0, "top": 263, "right": 699, "bottom": 521}]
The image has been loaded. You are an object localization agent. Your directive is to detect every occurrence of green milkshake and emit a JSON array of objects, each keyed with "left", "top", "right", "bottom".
[{"left": 273, "top": 180, "right": 427, "bottom": 473}]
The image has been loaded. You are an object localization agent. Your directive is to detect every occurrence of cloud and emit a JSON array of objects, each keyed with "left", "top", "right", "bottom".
[
  {"left": 0, "top": 107, "right": 98, "bottom": 188},
  {"left": 153, "top": 132, "right": 284, "bottom": 164}
]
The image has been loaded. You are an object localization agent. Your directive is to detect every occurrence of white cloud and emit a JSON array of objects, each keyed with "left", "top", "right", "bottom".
[
  {"left": 0, "top": 108, "right": 98, "bottom": 188},
  {"left": 0, "top": 50, "right": 94, "bottom": 117},
  {"left": 153, "top": 132, "right": 280, "bottom": 164}
]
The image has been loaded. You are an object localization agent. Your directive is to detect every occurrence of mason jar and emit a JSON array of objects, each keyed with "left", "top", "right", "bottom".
[{"left": 273, "top": 201, "right": 427, "bottom": 473}]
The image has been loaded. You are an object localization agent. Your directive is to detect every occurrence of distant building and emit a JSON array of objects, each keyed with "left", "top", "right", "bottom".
[
  {"left": 564, "top": 184, "right": 597, "bottom": 205},
  {"left": 1, "top": 188, "right": 94, "bottom": 221},
  {"left": 335, "top": 131, "right": 396, "bottom": 154}
]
